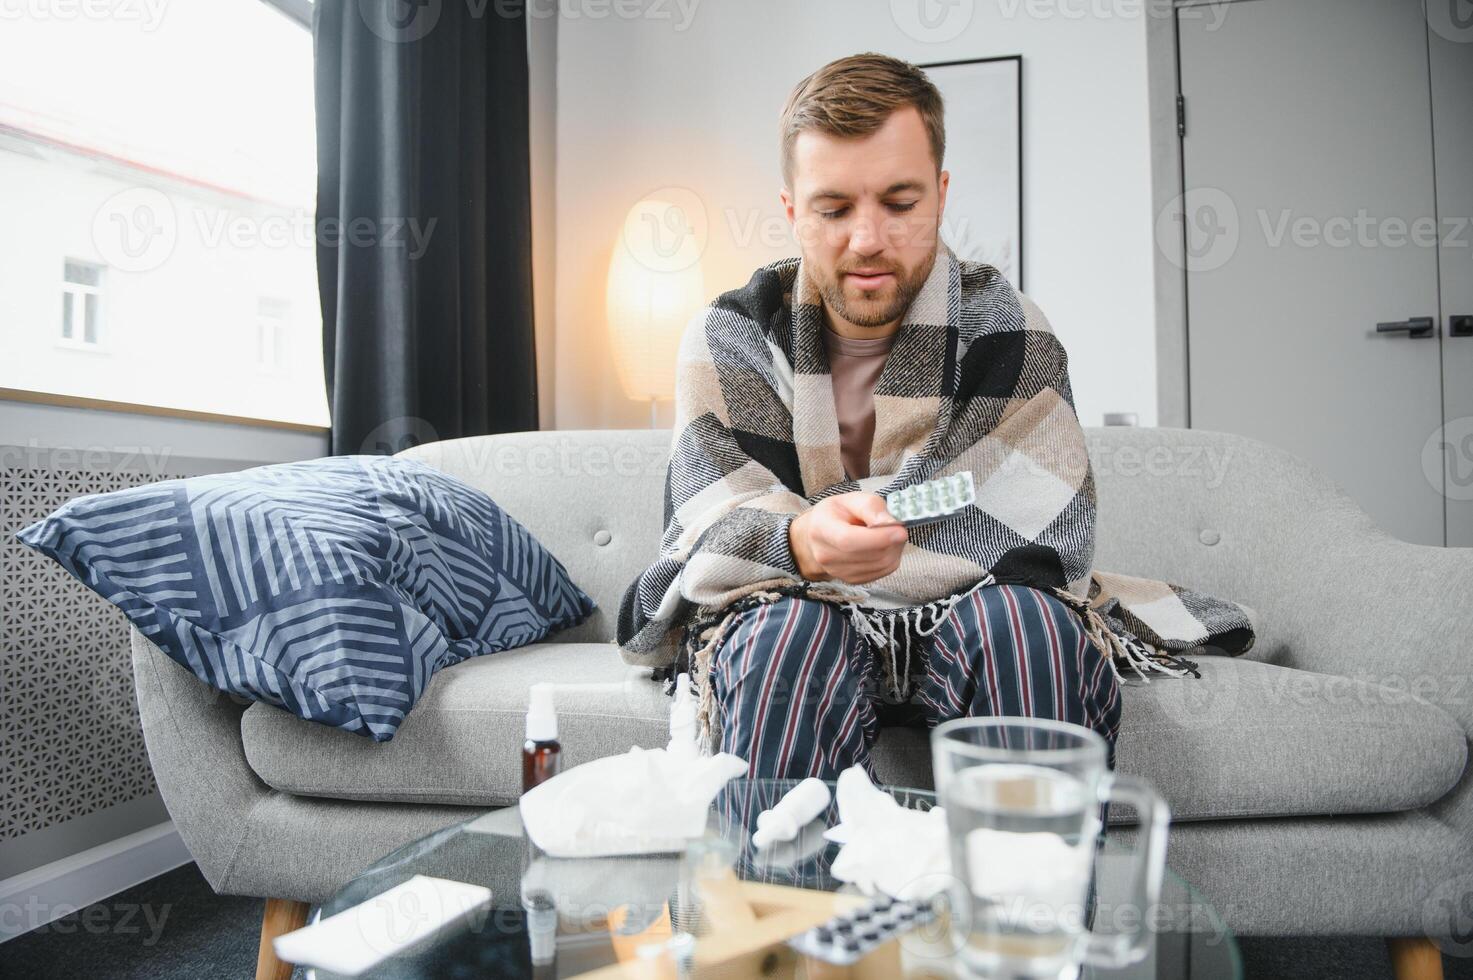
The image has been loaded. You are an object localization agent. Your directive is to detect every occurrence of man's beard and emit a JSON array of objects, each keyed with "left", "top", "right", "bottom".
[{"left": 814, "top": 241, "right": 938, "bottom": 329}]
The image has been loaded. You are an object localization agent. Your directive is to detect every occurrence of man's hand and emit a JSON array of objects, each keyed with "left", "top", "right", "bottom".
[{"left": 789, "top": 492, "right": 908, "bottom": 584}]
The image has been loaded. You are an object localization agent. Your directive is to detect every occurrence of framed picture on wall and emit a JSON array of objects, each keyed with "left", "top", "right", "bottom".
[{"left": 919, "top": 55, "right": 1023, "bottom": 291}]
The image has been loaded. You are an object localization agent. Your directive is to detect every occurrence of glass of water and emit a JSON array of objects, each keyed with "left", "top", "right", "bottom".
[{"left": 931, "top": 717, "right": 1170, "bottom": 980}]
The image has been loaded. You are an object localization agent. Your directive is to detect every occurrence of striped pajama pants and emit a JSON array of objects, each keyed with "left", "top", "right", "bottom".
[{"left": 707, "top": 584, "right": 1123, "bottom": 780}]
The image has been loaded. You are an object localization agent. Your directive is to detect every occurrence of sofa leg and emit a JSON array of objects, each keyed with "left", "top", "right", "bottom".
[
  {"left": 1387, "top": 937, "right": 1444, "bottom": 980},
  {"left": 256, "top": 897, "right": 310, "bottom": 980}
]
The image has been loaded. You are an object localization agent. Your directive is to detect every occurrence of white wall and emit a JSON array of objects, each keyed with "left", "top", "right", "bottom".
[{"left": 553, "top": 0, "right": 1159, "bottom": 429}]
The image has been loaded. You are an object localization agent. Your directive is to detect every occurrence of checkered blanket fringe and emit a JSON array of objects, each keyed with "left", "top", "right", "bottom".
[{"left": 617, "top": 241, "right": 1253, "bottom": 720}]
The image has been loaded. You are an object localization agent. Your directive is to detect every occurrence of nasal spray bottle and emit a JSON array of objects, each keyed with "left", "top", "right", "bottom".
[{"left": 522, "top": 683, "right": 562, "bottom": 794}]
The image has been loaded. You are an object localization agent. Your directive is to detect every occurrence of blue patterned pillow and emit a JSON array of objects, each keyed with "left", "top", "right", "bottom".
[{"left": 17, "top": 456, "right": 595, "bottom": 741}]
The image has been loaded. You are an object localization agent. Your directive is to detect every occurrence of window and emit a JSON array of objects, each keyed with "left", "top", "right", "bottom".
[
  {"left": 60, "top": 260, "right": 104, "bottom": 348},
  {"left": 0, "top": 2, "right": 327, "bottom": 427},
  {"left": 256, "top": 298, "right": 291, "bottom": 373}
]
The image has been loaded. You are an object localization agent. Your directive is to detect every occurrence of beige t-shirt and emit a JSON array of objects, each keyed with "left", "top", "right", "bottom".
[{"left": 822, "top": 324, "right": 898, "bottom": 480}]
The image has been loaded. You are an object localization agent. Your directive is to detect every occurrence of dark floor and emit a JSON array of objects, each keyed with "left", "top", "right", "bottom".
[{"left": 3, "top": 863, "right": 1472, "bottom": 979}]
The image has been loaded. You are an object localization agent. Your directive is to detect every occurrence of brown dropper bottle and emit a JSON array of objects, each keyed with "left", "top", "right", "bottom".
[{"left": 522, "top": 683, "right": 561, "bottom": 793}]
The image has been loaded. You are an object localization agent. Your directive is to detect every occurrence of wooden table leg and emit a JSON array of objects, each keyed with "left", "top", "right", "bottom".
[
  {"left": 1387, "top": 936, "right": 1444, "bottom": 980},
  {"left": 256, "top": 896, "right": 311, "bottom": 980}
]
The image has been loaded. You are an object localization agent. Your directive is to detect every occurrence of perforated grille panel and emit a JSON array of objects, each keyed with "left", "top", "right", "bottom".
[{"left": 0, "top": 459, "right": 186, "bottom": 840}]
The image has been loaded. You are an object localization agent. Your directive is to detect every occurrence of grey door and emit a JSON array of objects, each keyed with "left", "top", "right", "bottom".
[
  {"left": 1429, "top": 12, "right": 1473, "bottom": 545},
  {"left": 1178, "top": 0, "right": 1447, "bottom": 545}
]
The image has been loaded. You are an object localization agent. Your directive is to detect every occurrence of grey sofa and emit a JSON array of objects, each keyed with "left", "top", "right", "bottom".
[{"left": 131, "top": 427, "right": 1472, "bottom": 966}]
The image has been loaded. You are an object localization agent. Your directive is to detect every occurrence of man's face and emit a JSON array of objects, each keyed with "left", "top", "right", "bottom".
[{"left": 781, "top": 105, "right": 948, "bottom": 334}]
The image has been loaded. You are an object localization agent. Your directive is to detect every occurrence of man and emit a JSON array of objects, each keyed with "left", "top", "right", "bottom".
[{"left": 617, "top": 53, "right": 1249, "bottom": 780}]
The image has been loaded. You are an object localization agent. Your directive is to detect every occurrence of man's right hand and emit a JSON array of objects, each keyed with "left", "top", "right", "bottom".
[{"left": 789, "top": 492, "right": 909, "bottom": 584}]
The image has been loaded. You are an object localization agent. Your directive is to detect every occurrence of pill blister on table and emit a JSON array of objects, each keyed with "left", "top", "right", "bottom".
[
  {"left": 884, "top": 472, "right": 976, "bottom": 526},
  {"left": 786, "top": 895, "right": 937, "bottom": 965}
]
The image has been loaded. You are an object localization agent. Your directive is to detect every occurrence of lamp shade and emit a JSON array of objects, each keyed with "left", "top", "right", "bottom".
[{"left": 605, "top": 196, "right": 706, "bottom": 403}]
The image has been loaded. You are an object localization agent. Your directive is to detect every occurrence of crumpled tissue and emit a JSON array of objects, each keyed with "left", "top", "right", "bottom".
[
  {"left": 519, "top": 745, "right": 748, "bottom": 857},
  {"left": 519, "top": 673, "right": 748, "bottom": 858},
  {"left": 823, "top": 766, "right": 952, "bottom": 900}
]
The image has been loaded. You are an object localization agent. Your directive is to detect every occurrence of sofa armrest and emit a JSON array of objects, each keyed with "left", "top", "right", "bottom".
[
  {"left": 1090, "top": 426, "right": 1473, "bottom": 833},
  {"left": 130, "top": 628, "right": 272, "bottom": 895}
]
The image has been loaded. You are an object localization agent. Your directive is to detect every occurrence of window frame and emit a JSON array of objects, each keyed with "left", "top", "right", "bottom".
[
  {"left": 2, "top": 0, "right": 328, "bottom": 433},
  {"left": 57, "top": 260, "right": 106, "bottom": 352}
]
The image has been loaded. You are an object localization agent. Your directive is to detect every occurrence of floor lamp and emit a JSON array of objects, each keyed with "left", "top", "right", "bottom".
[{"left": 606, "top": 196, "right": 706, "bottom": 429}]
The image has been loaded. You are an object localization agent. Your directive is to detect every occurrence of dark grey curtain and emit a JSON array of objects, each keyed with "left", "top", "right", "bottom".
[{"left": 313, "top": 0, "right": 538, "bottom": 456}]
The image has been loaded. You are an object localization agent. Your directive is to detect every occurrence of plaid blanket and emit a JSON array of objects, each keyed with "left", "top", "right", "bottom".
[{"left": 616, "top": 241, "right": 1253, "bottom": 702}]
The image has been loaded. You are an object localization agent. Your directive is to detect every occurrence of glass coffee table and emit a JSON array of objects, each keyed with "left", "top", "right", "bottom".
[{"left": 308, "top": 778, "right": 1240, "bottom": 978}]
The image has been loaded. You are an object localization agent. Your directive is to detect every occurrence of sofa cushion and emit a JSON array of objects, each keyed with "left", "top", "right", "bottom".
[
  {"left": 243, "top": 642, "right": 668, "bottom": 806},
  {"left": 241, "top": 646, "right": 1467, "bottom": 820}
]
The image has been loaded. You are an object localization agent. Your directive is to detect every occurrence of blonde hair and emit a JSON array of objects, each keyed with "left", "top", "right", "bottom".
[{"left": 778, "top": 52, "right": 946, "bottom": 190}]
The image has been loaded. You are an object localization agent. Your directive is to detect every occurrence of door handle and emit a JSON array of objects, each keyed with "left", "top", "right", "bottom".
[
  {"left": 1376, "top": 316, "right": 1435, "bottom": 338},
  {"left": 1450, "top": 315, "right": 1473, "bottom": 338}
]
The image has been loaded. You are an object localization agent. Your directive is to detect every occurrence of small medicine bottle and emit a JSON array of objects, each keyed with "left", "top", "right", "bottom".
[{"left": 522, "top": 683, "right": 561, "bottom": 793}]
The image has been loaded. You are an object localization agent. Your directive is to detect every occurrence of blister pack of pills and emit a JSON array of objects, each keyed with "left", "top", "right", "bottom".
[
  {"left": 883, "top": 472, "right": 976, "bottom": 527},
  {"left": 785, "top": 895, "right": 937, "bottom": 965}
]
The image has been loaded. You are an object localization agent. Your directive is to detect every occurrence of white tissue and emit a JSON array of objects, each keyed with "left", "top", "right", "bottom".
[
  {"left": 965, "top": 827, "right": 1093, "bottom": 924},
  {"left": 823, "top": 766, "right": 952, "bottom": 901},
  {"left": 520, "top": 745, "right": 748, "bottom": 857},
  {"left": 519, "top": 672, "right": 747, "bottom": 857},
  {"left": 272, "top": 875, "right": 491, "bottom": 976}
]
